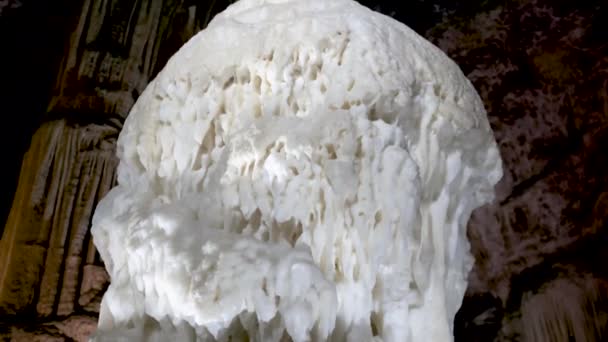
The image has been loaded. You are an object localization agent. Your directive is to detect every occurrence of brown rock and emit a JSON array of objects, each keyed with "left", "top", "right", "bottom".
[
  {"left": 8, "top": 325, "right": 67, "bottom": 342},
  {"left": 47, "top": 0, "right": 203, "bottom": 118},
  {"left": 37, "top": 248, "right": 65, "bottom": 317},
  {"left": 57, "top": 256, "right": 82, "bottom": 316},
  {"left": 0, "top": 120, "right": 119, "bottom": 318},
  {"left": 469, "top": 127, "right": 608, "bottom": 301},
  {"left": 53, "top": 315, "right": 98, "bottom": 342},
  {"left": 79, "top": 265, "right": 110, "bottom": 313},
  {"left": 0, "top": 245, "right": 46, "bottom": 315}
]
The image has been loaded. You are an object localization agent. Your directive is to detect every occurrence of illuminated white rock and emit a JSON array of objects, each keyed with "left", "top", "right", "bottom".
[{"left": 89, "top": 0, "right": 502, "bottom": 341}]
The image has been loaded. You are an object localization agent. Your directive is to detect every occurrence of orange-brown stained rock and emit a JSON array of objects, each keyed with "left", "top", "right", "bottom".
[
  {"left": 79, "top": 265, "right": 109, "bottom": 313},
  {"left": 0, "top": 120, "right": 118, "bottom": 317}
]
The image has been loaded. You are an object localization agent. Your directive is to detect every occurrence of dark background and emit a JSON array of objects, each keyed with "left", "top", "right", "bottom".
[{"left": 0, "top": 0, "right": 607, "bottom": 340}]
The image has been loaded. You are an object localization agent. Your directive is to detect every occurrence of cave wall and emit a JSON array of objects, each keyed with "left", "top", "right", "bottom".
[
  {"left": 0, "top": 0, "right": 75, "bottom": 238},
  {"left": 0, "top": 0, "right": 606, "bottom": 341},
  {"left": 0, "top": 0, "right": 235, "bottom": 340}
]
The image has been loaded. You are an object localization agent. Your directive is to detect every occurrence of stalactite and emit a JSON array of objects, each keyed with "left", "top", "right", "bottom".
[{"left": 520, "top": 273, "right": 606, "bottom": 342}]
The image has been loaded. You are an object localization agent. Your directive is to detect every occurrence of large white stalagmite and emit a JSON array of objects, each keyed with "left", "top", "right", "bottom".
[{"left": 89, "top": 0, "right": 503, "bottom": 341}]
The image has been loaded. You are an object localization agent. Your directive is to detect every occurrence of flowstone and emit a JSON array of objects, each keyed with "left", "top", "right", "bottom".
[{"left": 90, "top": 0, "right": 502, "bottom": 341}]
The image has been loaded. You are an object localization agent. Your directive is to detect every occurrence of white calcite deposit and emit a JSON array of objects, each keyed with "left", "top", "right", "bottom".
[{"left": 89, "top": 0, "right": 503, "bottom": 341}]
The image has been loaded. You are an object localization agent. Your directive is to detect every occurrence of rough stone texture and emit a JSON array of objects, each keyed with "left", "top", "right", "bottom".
[
  {"left": 79, "top": 265, "right": 110, "bottom": 313},
  {"left": 427, "top": 0, "right": 608, "bottom": 287},
  {"left": 424, "top": 0, "right": 608, "bottom": 339},
  {"left": 0, "top": 314, "right": 99, "bottom": 342},
  {"left": 0, "top": 0, "right": 607, "bottom": 340},
  {"left": 0, "top": 120, "right": 118, "bottom": 341},
  {"left": 47, "top": 0, "right": 237, "bottom": 119},
  {"left": 0, "top": 120, "right": 119, "bottom": 314},
  {"left": 53, "top": 315, "right": 99, "bottom": 342}
]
